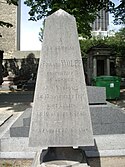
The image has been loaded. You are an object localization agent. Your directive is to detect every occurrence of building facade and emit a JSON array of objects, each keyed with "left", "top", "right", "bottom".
[
  {"left": 92, "top": 10, "right": 109, "bottom": 31},
  {"left": 0, "top": 0, "right": 21, "bottom": 59},
  {"left": 86, "top": 44, "right": 116, "bottom": 85},
  {"left": 92, "top": 8, "right": 109, "bottom": 37}
]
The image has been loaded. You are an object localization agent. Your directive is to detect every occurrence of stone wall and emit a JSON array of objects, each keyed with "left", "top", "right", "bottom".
[
  {"left": 0, "top": 0, "right": 17, "bottom": 57},
  {"left": 2, "top": 51, "right": 40, "bottom": 87}
]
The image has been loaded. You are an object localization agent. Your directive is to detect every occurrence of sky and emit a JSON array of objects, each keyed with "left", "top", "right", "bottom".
[
  {"left": 21, "top": 0, "right": 122, "bottom": 51},
  {"left": 109, "top": 0, "right": 123, "bottom": 31},
  {"left": 21, "top": 0, "right": 42, "bottom": 51}
]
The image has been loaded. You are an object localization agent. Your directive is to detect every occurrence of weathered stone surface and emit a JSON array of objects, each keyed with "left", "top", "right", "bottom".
[
  {"left": 0, "top": 0, "right": 17, "bottom": 56},
  {"left": 87, "top": 86, "right": 106, "bottom": 104},
  {"left": 0, "top": 110, "right": 13, "bottom": 126},
  {"left": 90, "top": 104, "right": 125, "bottom": 135},
  {"left": 9, "top": 86, "right": 106, "bottom": 138},
  {"left": 38, "top": 162, "right": 89, "bottom": 167},
  {"left": 10, "top": 99, "right": 125, "bottom": 137},
  {"left": 9, "top": 86, "right": 105, "bottom": 137},
  {"left": 10, "top": 108, "right": 31, "bottom": 137},
  {"left": 29, "top": 9, "right": 93, "bottom": 147}
]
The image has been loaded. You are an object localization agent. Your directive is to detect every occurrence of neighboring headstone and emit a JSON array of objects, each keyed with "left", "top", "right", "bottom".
[
  {"left": 87, "top": 86, "right": 106, "bottom": 104},
  {"left": 29, "top": 9, "right": 94, "bottom": 147},
  {"left": 90, "top": 103, "right": 125, "bottom": 135},
  {"left": 10, "top": 100, "right": 125, "bottom": 138},
  {"left": 10, "top": 108, "right": 31, "bottom": 137},
  {"left": 9, "top": 86, "right": 106, "bottom": 138}
]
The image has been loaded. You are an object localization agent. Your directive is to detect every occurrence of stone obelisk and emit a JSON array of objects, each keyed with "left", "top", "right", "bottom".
[{"left": 29, "top": 9, "right": 93, "bottom": 148}]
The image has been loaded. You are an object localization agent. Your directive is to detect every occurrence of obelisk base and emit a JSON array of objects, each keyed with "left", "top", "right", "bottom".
[{"left": 32, "top": 147, "right": 90, "bottom": 167}]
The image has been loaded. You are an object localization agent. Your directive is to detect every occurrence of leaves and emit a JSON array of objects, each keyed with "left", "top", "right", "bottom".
[
  {"left": 106, "top": 28, "right": 125, "bottom": 56},
  {"left": 24, "top": 0, "right": 111, "bottom": 38},
  {"left": 80, "top": 37, "right": 106, "bottom": 58},
  {"left": 80, "top": 28, "right": 125, "bottom": 58},
  {"left": 109, "top": 0, "right": 125, "bottom": 25}
]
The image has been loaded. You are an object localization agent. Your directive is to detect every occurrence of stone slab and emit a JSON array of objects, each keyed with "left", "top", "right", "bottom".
[
  {"left": 10, "top": 108, "right": 31, "bottom": 127},
  {"left": 10, "top": 126, "right": 30, "bottom": 137},
  {"left": 10, "top": 108, "right": 31, "bottom": 137},
  {"left": 0, "top": 151, "right": 35, "bottom": 159},
  {"left": 0, "top": 112, "right": 23, "bottom": 140},
  {"left": 0, "top": 86, "right": 106, "bottom": 104},
  {"left": 90, "top": 104, "right": 125, "bottom": 135},
  {"left": 1, "top": 132, "right": 125, "bottom": 158},
  {"left": 29, "top": 9, "right": 93, "bottom": 147},
  {"left": 23, "top": 117, "right": 31, "bottom": 126},
  {"left": 85, "top": 149, "right": 125, "bottom": 158},
  {"left": 2, "top": 133, "right": 123, "bottom": 159},
  {"left": 0, "top": 137, "right": 38, "bottom": 152},
  {"left": 0, "top": 111, "right": 13, "bottom": 126},
  {"left": 38, "top": 162, "right": 89, "bottom": 167},
  {"left": 10, "top": 102, "right": 125, "bottom": 137},
  {"left": 84, "top": 134, "right": 125, "bottom": 157},
  {"left": 9, "top": 86, "right": 106, "bottom": 137},
  {"left": 87, "top": 86, "right": 106, "bottom": 104}
]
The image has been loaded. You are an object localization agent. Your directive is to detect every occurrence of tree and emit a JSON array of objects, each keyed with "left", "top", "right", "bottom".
[
  {"left": 24, "top": 0, "right": 112, "bottom": 38},
  {"left": 80, "top": 27, "right": 125, "bottom": 59},
  {"left": 80, "top": 37, "right": 106, "bottom": 58},
  {"left": 109, "top": 0, "right": 125, "bottom": 25},
  {"left": 0, "top": 0, "right": 18, "bottom": 37},
  {"left": 106, "top": 28, "right": 125, "bottom": 57}
]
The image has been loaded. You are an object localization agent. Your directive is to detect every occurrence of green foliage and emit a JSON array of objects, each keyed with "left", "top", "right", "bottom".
[
  {"left": 24, "top": 0, "right": 125, "bottom": 38},
  {"left": 109, "top": 0, "right": 125, "bottom": 25},
  {"left": 80, "top": 37, "right": 106, "bottom": 58},
  {"left": 80, "top": 28, "right": 125, "bottom": 58},
  {"left": 39, "top": 27, "right": 44, "bottom": 42},
  {"left": 105, "top": 28, "right": 125, "bottom": 56},
  {"left": 24, "top": 0, "right": 111, "bottom": 38}
]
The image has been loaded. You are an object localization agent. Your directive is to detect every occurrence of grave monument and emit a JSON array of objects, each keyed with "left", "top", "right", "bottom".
[
  {"left": 1, "top": 10, "right": 125, "bottom": 166},
  {"left": 29, "top": 9, "right": 93, "bottom": 166}
]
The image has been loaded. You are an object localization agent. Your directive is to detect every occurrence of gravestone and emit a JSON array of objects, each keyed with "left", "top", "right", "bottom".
[{"left": 29, "top": 9, "right": 93, "bottom": 148}]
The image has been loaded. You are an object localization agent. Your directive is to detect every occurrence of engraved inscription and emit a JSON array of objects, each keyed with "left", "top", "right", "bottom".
[
  {"left": 38, "top": 128, "right": 89, "bottom": 134},
  {"left": 47, "top": 77, "right": 74, "bottom": 82},
  {"left": 41, "top": 111, "right": 84, "bottom": 119},
  {"left": 38, "top": 93, "right": 85, "bottom": 101},
  {"left": 47, "top": 71, "right": 74, "bottom": 77},
  {"left": 40, "top": 60, "right": 82, "bottom": 69},
  {"left": 29, "top": 9, "right": 93, "bottom": 147},
  {"left": 46, "top": 103, "right": 75, "bottom": 110}
]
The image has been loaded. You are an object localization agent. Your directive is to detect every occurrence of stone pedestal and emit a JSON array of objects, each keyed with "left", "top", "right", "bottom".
[{"left": 32, "top": 148, "right": 90, "bottom": 167}]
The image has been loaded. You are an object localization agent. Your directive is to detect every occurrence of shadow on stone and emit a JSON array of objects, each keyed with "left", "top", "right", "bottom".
[
  {"left": 41, "top": 147, "right": 86, "bottom": 163},
  {"left": 82, "top": 139, "right": 101, "bottom": 167},
  {"left": 39, "top": 140, "right": 101, "bottom": 167}
]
